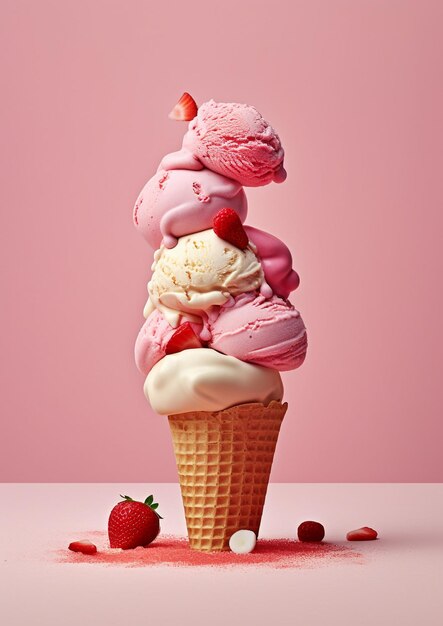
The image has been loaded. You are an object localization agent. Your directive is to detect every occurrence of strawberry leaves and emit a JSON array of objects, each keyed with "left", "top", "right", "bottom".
[
  {"left": 144, "top": 494, "right": 162, "bottom": 518},
  {"left": 118, "top": 493, "right": 163, "bottom": 519},
  {"left": 120, "top": 494, "right": 133, "bottom": 501}
]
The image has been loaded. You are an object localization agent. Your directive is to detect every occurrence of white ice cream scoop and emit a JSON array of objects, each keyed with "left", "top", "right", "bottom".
[{"left": 229, "top": 530, "right": 257, "bottom": 554}]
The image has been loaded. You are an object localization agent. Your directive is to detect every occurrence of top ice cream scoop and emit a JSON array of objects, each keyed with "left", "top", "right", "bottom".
[{"left": 159, "top": 100, "right": 286, "bottom": 187}]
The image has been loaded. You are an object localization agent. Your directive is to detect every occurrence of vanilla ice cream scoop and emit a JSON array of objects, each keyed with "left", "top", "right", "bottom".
[
  {"left": 145, "top": 348, "right": 283, "bottom": 415},
  {"left": 145, "top": 229, "right": 264, "bottom": 328}
]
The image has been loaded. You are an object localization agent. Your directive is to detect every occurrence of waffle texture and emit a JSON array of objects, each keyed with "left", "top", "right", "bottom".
[{"left": 168, "top": 400, "right": 287, "bottom": 551}]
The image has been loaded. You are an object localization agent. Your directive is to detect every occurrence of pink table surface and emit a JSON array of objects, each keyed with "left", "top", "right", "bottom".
[{"left": 1, "top": 483, "right": 442, "bottom": 625}]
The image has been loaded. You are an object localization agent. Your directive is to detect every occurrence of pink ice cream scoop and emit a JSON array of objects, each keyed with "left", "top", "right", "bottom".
[
  {"left": 133, "top": 168, "right": 248, "bottom": 249},
  {"left": 136, "top": 292, "right": 306, "bottom": 374},
  {"left": 209, "top": 293, "right": 307, "bottom": 371},
  {"left": 159, "top": 100, "right": 287, "bottom": 187}
]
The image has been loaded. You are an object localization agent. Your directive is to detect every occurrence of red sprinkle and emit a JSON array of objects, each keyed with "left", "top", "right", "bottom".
[
  {"left": 192, "top": 181, "right": 210, "bottom": 203},
  {"left": 56, "top": 532, "right": 363, "bottom": 569}
]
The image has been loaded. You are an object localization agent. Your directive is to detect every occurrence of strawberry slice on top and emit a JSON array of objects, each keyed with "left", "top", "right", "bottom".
[
  {"left": 213, "top": 207, "right": 249, "bottom": 250},
  {"left": 168, "top": 92, "right": 198, "bottom": 121}
]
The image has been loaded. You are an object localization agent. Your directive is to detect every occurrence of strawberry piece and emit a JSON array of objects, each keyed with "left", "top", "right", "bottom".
[
  {"left": 168, "top": 92, "right": 198, "bottom": 121},
  {"left": 346, "top": 527, "right": 378, "bottom": 541},
  {"left": 213, "top": 208, "right": 249, "bottom": 250},
  {"left": 108, "top": 495, "right": 162, "bottom": 550},
  {"left": 68, "top": 540, "right": 97, "bottom": 555},
  {"left": 297, "top": 521, "right": 325, "bottom": 542},
  {"left": 165, "top": 322, "right": 202, "bottom": 355}
]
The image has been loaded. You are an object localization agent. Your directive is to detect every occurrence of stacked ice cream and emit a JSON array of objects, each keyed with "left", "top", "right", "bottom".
[{"left": 133, "top": 96, "right": 307, "bottom": 551}]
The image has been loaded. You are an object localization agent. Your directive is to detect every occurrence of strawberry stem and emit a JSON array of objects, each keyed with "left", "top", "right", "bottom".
[{"left": 118, "top": 494, "right": 163, "bottom": 519}]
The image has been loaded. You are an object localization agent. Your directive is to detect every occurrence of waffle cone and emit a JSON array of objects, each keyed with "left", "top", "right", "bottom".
[{"left": 168, "top": 400, "right": 287, "bottom": 552}]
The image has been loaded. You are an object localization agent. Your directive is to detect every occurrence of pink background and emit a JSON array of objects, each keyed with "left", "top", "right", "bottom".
[{"left": 1, "top": 0, "right": 442, "bottom": 482}]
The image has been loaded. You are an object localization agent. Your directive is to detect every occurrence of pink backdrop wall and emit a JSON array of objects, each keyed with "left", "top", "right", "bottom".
[{"left": 1, "top": 0, "right": 442, "bottom": 482}]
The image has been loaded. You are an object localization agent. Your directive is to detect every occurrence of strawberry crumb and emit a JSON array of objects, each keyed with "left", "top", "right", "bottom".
[
  {"left": 158, "top": 172, "right": 169, "bottom": 189},
  {"left": 192, "top": 181, "right": 210, "bottom": 202},
  {"left": 56, "top": 532, "right": 363, "bottom": 569}
]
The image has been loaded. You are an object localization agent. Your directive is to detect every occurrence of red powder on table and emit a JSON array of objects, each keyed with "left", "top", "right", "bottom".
[{"left": 56, "top": 531, "right": 363, "bottom": 569}]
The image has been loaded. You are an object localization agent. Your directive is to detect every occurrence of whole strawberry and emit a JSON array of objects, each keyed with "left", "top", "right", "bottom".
[{"left": 108, "top": 494, "right": 162, "bottom": 549}]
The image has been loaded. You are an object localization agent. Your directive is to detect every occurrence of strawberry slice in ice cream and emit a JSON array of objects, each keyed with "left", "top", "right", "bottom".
[
  {"left": 135, "top": 311, "right": 203, "bottom": 376},
  {"left": 165, "top": 322, "right": 202, "bottom": 354},
  {"left": 213, "top": 207, "right": 249, "bottom": 250}
]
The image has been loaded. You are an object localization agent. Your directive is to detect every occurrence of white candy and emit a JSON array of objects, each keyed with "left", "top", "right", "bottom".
[{"left": 229, "top": 530, "right": 257, "bottom": 554}]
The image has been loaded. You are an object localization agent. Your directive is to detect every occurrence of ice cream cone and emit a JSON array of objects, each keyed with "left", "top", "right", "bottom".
[{"left": 168, "top": 400, "right": 287, "bottom": 552}]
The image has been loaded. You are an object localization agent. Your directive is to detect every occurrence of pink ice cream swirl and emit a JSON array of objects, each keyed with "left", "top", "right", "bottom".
[{"left": 245, "top": 225, "right": 300, "bottom": 299}]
